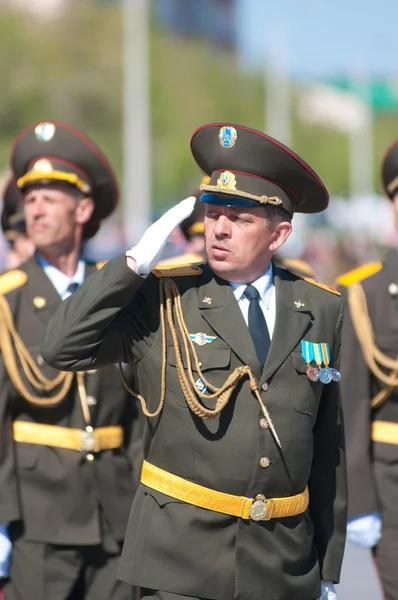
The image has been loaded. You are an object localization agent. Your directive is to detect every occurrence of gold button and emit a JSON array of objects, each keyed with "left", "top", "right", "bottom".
[
  {"left": 85, "top": 453, "right": 95, "bottom": 462},
  {"left": 198, "top": 362, "right": 203, "bottom": 368},
  {"left": 260, "top": 457, "right": 270, "bottom": 468},
  {"left": 87, "top": 395, "right": 97, "bottom": 407},
  {"left": 260, "top": 418, "right": 269, "bottom": 429},
  {"left": 36, "top": 354, "right": 45, "bottom": 366},
  {"left": 261, "top": 382, "right": 269, "bottom": 392}
]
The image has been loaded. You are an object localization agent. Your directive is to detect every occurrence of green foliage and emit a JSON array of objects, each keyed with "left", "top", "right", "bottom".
[{"left": 0, "top": 2, "right": 396, "bottom": 210}]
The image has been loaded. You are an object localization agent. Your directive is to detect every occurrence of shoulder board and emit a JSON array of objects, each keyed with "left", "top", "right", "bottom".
[
  {"left": 335, "top": 262, "right": 382, "bottom": 287},
  {"left": 0, "top": 269, "right": 27, "bottom": 295},
  {"left": 152, "top": 264, "right": 203, "bottom": 278},
  {"left": 296, "top": 274, "right": 341, "bottom": 296},
  {"left": 96, "top": 260, "right": 107, "bottom": 270},
  {"left": 156, "top": 253, "right": 203, "bottom": 268}
]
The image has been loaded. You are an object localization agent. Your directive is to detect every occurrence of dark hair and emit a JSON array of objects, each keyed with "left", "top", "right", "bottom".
[{"left": 264, "top": 205, "right": 292, "bottom": 230}]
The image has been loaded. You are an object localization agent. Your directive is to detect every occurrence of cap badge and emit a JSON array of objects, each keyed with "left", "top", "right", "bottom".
[
  {"left": 218, "top": 126, "right": 237, "bottom": 148},
  {"left": 217, "top": 171, "right": 237, "bottom": 190},
  {"left": 32, "top": 159, "right": 53, "bottom": 173},
  {"left": 34, "top": 122, "right": 56, "bottom": 142}
]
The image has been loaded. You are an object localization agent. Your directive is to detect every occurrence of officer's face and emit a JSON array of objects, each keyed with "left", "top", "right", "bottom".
[
  {"left": 23, "top": 184, "right": 94, "bottom": 254},
  {"left": 204, "top": 204, "right": 292, "bottom": 283}
]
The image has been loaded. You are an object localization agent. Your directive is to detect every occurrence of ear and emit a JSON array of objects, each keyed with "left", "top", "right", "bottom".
[
  {"left": 269, "top": 221, "right": 292, "bottom": 253},
  {"left": 75, "top": 197, "right": 95, "bottom": 226}
]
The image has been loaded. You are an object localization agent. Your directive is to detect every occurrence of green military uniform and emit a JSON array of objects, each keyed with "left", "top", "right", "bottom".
[
  {"left": 0, "top": 122, "right": 142, "bottom": 600},
  {"left": 337, "top": 139, "right": 398, "bottom": 600},
  {"left": 42, "top": 123, "right": 347, "bottom": 600}
]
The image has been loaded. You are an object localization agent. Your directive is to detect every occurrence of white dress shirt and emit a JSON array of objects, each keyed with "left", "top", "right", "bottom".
[
  {"left": 230, "top": 263, "right": 276, "bottom": 338},
  {"left": 36, "top": 254, "right": 85, "bottom": 300}
]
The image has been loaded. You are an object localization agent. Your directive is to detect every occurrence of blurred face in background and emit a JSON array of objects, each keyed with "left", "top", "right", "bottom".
[
  {"left": 6, "top": 232, "right": 35, "bottom": 270},
  {"left": 23, "top": 183, "right": 94, "bottom": 257},
  {"left": 393, "top": 192, "right": 398, "bottom": 232}
]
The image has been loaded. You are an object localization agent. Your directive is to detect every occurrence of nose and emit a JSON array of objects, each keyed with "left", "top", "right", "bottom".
[
  {"left": 28, "top": 196, "right": 46, "bottom": 219},
  {"left": 213, "top": 214, "right": 231, "bottom": 239}
]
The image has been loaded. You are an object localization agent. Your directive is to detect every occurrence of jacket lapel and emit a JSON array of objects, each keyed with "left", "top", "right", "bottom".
[
  {"left": 23, "top": 256, "right": 63, "bottom": 326},
  {"left": 262, "top": 266, "right": 312, "bottom": 381},
  {"left": 198, "top": 265, "right": 262, "bottom": 379}
]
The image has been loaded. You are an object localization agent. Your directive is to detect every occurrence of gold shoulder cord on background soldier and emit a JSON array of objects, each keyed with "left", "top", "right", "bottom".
[
  {"left": 0, "top": 269, "right": 98, "bottom": 425},
  {"left": 337, "top": 262, "right": 398, "bottom": 409},
  {"left": 119, "top": 264, "right": 282, "bottom": 448}
]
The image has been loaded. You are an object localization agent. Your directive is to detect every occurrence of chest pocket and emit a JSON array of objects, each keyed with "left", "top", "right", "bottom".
[
  {"left": 290, "top": 351, "right": 319, "bottom": 416},
  {"left": 167, "top": 342, "right": 231, "bottom": 407}
]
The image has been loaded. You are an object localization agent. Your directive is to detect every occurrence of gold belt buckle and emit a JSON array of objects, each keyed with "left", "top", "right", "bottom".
[
  {"left": 80, "top": 426, "right": 96, "bottom": 452},
  {"left": 250, "top": 494, "right": 275, "bottom": 521}
]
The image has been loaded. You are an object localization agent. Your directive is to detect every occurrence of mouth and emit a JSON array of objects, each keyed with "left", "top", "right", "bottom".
[{"left": 210, "top": 244, "right": 230, "bottom": 259}]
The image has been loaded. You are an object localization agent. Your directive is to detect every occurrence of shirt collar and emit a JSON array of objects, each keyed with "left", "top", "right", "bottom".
[
  {"left": 36, "top": 253, "right": 85, "bottom": 299},
  {"left": 230, "top": 262, "right": 274, "bottom": 307}
]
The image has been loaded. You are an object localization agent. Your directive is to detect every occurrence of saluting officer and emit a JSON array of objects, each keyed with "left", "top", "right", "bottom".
[
  {"left": 0, "top": 121, "right": 142, "bottom": 600},
  {"left": 42, "top": 123, "right": 347, "bottom": 600}
]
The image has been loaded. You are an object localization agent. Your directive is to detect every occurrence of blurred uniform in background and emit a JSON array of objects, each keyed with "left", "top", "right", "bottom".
[
  {"left": 337, "top": 139, "right": 398, "bottom": 600},
  {"left": 0, "top": 121, "right": 142, "bottom": 600},
  {"left": 0, "top": 177, "right": 34, "bottom": 270}
]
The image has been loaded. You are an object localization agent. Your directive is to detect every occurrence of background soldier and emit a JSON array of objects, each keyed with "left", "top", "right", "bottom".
[
  {"left": 1, "top": 177, "right": 34, "bottom": 270},
  {"left": 337, "top": 139, "right": 398, "bottom": 600},
  {"left": 42, "top": 123, "right": 346, "bottom": 600},
  {"left": 0, "top": 121, "right": 142, "bottom": 600}
]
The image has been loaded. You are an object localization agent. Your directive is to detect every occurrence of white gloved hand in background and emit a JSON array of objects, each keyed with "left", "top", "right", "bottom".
[
  {"left": 126, "top": 196, "right": 197, "bottom": 275},
  {"left": 346, "top": 513, "right": 382, "bottom": 549},
  {"left": 0, "top": 523, "right": 11, "bottom": 578},
  {"left": 318, "top": 581, "right": 337, "bottom": 599}
]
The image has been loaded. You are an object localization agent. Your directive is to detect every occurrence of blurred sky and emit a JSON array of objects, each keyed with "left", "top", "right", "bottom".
[{"left": 236, "top": 0, "right": 398, "bottom": 78}]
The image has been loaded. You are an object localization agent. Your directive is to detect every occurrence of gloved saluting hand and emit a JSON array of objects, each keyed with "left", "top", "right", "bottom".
[{"left": 126, "top": 197, "right": 197, "bottom": 275}]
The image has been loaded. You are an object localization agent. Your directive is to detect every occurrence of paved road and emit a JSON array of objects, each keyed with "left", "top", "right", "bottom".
[{"left": 337, "top": 542, "right": 383, "bottom": 599}]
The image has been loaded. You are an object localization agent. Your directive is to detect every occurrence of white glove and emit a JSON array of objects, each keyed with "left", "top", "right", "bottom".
[
  {"left": 318, "top": 581, "right": 337, "bottom": 599},
  {"left": 126, "top": 197, "right": 197, "bottom": 275},
  {"left": 0, "top": 523, "right": 11, "bottom": 578},
  {"left": 346, "top": 513, "right": 382, "bottom": 548}
]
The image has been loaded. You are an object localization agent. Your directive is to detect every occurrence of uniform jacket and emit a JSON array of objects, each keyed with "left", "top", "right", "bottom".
[
  {"left": 339, "top": 249, "right": 398, "bottom": 526},
  {"left": 42, "top": 254, "right": 347, "bottom": 600},
  {"left": 0, "top": 256, "right": 142, "bottom": 546}
]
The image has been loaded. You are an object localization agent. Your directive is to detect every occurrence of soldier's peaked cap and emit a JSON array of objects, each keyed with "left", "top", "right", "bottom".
[
  {"left": 381, "top": 138, "right": 398, "bottom": 200},
  {"left": 10, "top": 121, "right": 119, "bottom": 222},
  {"left": 190, "top": 123, "right": 329, "bottom": 216}
]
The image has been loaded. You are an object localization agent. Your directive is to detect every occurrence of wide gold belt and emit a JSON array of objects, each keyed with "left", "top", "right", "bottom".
[
  {"left": 141, "top": 460, "right": 309, "bottom": 521},
  {"left": 372, "top": 421, "right": 398, "bottom": 445},
  {"left": 13, "top": 421, "right": 123, "bottom": 452}
]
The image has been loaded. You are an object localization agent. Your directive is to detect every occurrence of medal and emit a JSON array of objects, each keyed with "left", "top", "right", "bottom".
[
  {"left": 329, "top": 368, "right": 341, "bottom": 382},
  {"left": 306, "top": 365, "right": 319, "bottom": 382},
  {"left": 318, "top": 367, "right": 332, "bottom": 384}
]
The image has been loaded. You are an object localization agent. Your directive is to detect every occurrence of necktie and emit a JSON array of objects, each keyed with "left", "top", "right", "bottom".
[
  {"left": 244, "top": 284, "right": 271, "bottom": 365},
  {"left": 66, "top": 282, "right": 79, "bottom": 295}
]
